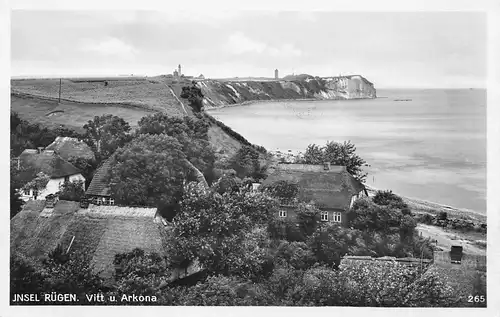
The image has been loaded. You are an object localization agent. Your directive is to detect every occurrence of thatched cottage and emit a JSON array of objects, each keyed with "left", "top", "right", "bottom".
[
  {"left": 11, "top": 200, "right": 204, "bottom": 282},
  {"left": 261, "top": 163, "right": 368, "bottom": 226},
  {"left": 16, "top": 149, "right": 85, "bottom": 201},
  {"left": 44, "top": 136, "right": 95, "bottom": 161}
]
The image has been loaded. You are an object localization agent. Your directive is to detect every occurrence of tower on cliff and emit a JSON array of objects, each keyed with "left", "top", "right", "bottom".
[
  {"left": 178, "top": 64, "right": 182, "bottom": 76},
  {"left": 275, "top": 69, "right": 279, "bottom": 79}
]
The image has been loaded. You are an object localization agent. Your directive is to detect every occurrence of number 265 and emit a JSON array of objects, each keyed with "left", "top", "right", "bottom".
[{"left": 468, "top": 295, "right": 486, "bottom": 303}]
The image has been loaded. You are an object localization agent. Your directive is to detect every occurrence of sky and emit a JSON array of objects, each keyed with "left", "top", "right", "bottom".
[{"left": 11, "top": 10, "right": 487, "bottom": 88}]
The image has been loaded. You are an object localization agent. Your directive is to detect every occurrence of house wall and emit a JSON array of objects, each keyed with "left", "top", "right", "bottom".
[
  {"left": 20, "top": 173, "right": 85, "bottom": 201},
  {"left": 277, "top": 206, "right": 348, "bottom": 226}
]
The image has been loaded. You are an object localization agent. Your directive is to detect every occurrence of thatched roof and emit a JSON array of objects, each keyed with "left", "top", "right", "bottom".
[
  {"left": 45, "top": 137, "right": 95, "bottom": 161},
  {"left": 17, "top": 150, "right": 81, "bottom": 180},
  {"left": 11, "top": 200, "right": 169, "bottom": 279},
  {"left": 261, "top": 163, "right": 366, "bottom": 210},
  {"left": 86, "top": 155, "right": 115, "bottom": 197}
]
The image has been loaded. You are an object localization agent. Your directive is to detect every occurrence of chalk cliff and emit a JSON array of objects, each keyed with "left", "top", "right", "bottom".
[{"left": 197, "top": 75, "right": 376, "bottom": 108}]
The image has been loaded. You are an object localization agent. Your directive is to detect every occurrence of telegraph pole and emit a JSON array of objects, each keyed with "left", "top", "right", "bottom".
[{"left": 58, "top": 78, "right": 62, "bottom": 103}]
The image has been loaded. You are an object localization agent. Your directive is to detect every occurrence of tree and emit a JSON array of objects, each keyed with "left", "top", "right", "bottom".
[
  {"left": 10, "top": 253, "right": 46, "bottom": 304},
  {"left": 229, "top": 145, "right": 265, "bottom": 180},
  {"left": 299, "top": 141, "right": 369, "bottom": 182},
  {"left": 180, "top": 82, "right": 204, "bottom": 113},
  {"left": 275, "top": 241, "right": 316, "bottom": 270},
  {"left": 10, "top": 187, "right": 24, "bottom": 219},
  {"left": 167, "top": 182, "right": 277, "bottom": 280},
  {"left": 111, "top": 249, "right": 166, "bottom": 302},
  {"left": 108, "top": 134, "right": 189, "bottom": 208},
  {"left": 83, "top": 114, "right": 131, "bottom": 163},
  {"left": 307, "top": 223, "right": 358, "bottom": 268},
  {"left": 399, "top": 215, "right": 417, "bottom": 243},
  {"left": 136, "top": 113, "right": 215, "bottom": 183},
  {"left": 10, "top": 155, "right": 27, "bottom": 218},
  {"left": 59, "top": 180, "right": 85, "bottom": 202},
  {"left": 373, "top": 190, "right": 411, "bottom": 215},
  {"left": 21, "top": 172, "right": 51, "bottom": 199},
  {"left": 67, "top": 157, "right": 98, "bottom": 189},
  {"left": 295, "top": 203, "right": 321, "bottom": 237},
  {"left": 347, "top": 198, "right": 401, "bottom": 233}
]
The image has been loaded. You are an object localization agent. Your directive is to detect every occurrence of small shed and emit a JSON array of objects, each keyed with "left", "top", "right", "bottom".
[{"left": 450, "top": 245, "right": 463, "bottom": 264}]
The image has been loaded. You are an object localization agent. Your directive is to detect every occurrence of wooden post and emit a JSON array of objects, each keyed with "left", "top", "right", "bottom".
[
  {"left": 66, "top": 236, "right": 75, "bottom": 254},
  {"left": 58, "top": 78, "right": 62, "bottom": 103}
]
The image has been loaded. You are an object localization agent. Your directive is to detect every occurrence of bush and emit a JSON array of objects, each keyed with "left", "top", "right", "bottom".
[
  {"left": 58, "top": 180, "right": 85, "bottom": 201},
  {"left": 419, "top": 213, "right": 434, "bottom": 224},
  {"left": 275, "top": 241, "right": 316, "bottom": 270},
  {"left": 373, "top": 190, "right": 411, "bottom": 214},
  {"left": 438, "top": 211, "right": 448, "bottom": 221},
  {"left": 347, "top": 198, "right": 401, "bottom": 233}
]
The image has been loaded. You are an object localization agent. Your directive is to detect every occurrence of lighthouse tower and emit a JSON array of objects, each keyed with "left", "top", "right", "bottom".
[{"left": 178, "top": 64, "right": 182, "bottom": 77}]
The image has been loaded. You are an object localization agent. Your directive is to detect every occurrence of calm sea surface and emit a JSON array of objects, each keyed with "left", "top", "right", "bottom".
[{"left": 209, "top": 89, "right": 487, "bottom": 214}]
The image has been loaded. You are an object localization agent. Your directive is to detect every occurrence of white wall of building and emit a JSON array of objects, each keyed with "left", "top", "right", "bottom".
[{"left": 20, "top": 173, "right": 85, "bottom": 201}]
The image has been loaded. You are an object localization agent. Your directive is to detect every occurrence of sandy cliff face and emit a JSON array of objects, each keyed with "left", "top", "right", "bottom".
[{"left": 197, "top": 76, "right": 376, "bottom": 108}]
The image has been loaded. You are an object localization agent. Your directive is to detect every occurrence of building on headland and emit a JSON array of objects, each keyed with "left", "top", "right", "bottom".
[
  {"left": 173, "top": 64, "right": 183, "bottom": 78},
  {"left": 275, "top": 69, "right": 279, "bottom": 79}
]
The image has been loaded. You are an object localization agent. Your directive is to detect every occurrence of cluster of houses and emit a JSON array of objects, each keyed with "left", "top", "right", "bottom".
[{"left": 14, "top": 136, "right": 368, "bottom": 226}]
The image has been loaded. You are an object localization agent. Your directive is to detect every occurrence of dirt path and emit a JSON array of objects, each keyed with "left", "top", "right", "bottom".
[
  {"left": 417, "top": 224, "right": 485, "bottom": 256},
  {"left": 165, "top": 84, "right": 188, "bottom": 115}
]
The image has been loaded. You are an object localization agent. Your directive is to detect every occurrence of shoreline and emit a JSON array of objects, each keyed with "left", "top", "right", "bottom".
[
  {"left": 204, "top": 98, "right": 321, "bottom": 111},
  {"left": 204, "top": 95, "right": 377, "bottom": 111}
]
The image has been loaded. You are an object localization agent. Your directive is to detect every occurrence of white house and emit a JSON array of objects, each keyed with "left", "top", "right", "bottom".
[{"left": 16, "top": 149, "right": 85, "bottom": 201}]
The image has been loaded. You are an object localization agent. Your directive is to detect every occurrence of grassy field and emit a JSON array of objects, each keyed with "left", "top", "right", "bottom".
[
  {"left": 11, "top": 94, "right": 156, "bottom": 133},
  {"left": 11, "top": 77, "right": 190, "bottom": 115}
]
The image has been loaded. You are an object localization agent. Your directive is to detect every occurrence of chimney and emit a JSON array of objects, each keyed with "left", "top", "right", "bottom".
[
  {"left": 37, "top": 147, "right": 44, "bottom": 154},
  {"left": 323, "top": 162, "right": 330, "bottom": 170}
]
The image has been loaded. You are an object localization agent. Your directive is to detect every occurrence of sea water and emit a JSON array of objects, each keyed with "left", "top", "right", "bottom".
[{"left": 208, "top": 89, "right": 487, "bottom": 214}]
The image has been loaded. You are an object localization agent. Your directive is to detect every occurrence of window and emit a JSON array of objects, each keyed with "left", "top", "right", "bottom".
[
  {"left": 24, "top": 189, "right": 30, "bottom": 196},
  {"left": 279, "top": 210, "right": 287, "bottom": 218},
  {"left": 102, "top": 197, "right": 109, "bottom": 205},
  {"left": 64, "top": 176, "right": 70, "bottom": 182},
  {"left": 33, "top": 189, "right": 39, "bottom": 199},
  {"left": 333, "top": 212, "right": 342, "bottom": 223},
  {"left": 320, "top": 211, "right": 329, "bottom": 221},
  {"left": 109, "top": 198, "right": 115, "bottom": 206}
]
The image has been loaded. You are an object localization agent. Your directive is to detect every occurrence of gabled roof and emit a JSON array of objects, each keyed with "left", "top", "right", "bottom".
[
  {"left": 261, "top": 163, "right": 366, "bottom": 210},
  {"left": 18, "top": 150, "right": 81, "bottom": 180},
  {"left": 45, "top": 137, "right": 95, "bottom": 161},
  {"left": 85, "top": 155, "right": 116, "bottom": 197}
]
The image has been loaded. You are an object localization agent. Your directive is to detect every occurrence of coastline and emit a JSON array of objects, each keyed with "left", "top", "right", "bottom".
[
  {"left": 204, "top": 94, "right": 379, "bottom": 111},
  {"left": 204, "top": 98, "right": 321, "bottom": 112}
]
